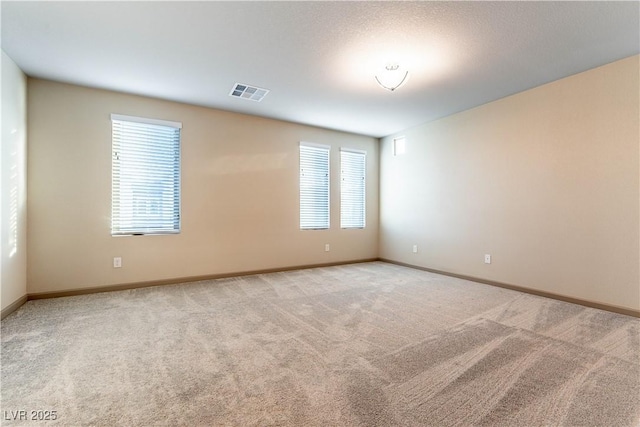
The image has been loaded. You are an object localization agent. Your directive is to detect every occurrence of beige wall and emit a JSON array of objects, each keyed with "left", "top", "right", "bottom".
[
  {"left": 1, "top": 51, "right": 28, "bottom": 311},
  {"left": 380, "top": 55, "right": 640, "bottom": 311},
  {"left": 27, "top": 79, "right": 378, "bottom": 294}
]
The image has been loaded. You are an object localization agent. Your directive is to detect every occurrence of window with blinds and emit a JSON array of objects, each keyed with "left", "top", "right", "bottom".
[
  {"left": 111, "top": 114, "right": 182, "bottom": 235},
  {"left": 300, "top": 142, "right": 330, "bottom": 230},
  {"left": 340, "top": 149, "right": 366, "bottom": 229}
]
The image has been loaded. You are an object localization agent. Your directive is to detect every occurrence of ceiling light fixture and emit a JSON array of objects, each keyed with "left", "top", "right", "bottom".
[{"left": 375, "top": 64, "right": 409, "bottom": 92}]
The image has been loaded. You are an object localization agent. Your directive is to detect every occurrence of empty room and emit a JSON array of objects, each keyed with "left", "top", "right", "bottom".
[{"left": 1, "top": 1, "right": 639, "bottom": 426}]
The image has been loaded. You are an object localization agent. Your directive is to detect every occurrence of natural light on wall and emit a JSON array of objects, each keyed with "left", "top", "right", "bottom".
[{"left": 8, "top": 130, "right": 18, "bottom": 258}]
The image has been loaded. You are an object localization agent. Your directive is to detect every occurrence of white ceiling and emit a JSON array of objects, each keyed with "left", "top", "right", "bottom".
[{"left": 2, "top": 1, "right": 638, "bottom": 138}]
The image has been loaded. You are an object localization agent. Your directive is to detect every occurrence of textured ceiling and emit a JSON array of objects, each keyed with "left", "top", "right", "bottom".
[{"left": 2, "top": 1, "right": 638, "bottom": 137}]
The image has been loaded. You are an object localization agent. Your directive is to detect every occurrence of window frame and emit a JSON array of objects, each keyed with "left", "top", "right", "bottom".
[
  {"left": 111, "top": 114, "right": 182, "bottom": 236},
  {"left": 299, "top": 141, "right": 330, "bottom": 230},
  {"left": 340, "top": 148, "right": 366, "bottom": 229},
  {"left": 393, "top": 136, "right": 406, "bottom": 156}
]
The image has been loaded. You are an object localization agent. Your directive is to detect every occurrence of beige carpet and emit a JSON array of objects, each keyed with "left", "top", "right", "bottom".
[{"left": 1, "top": 261, "right": 639, "bottom": 426}]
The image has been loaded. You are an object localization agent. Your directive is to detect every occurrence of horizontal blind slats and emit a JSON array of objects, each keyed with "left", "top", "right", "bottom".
[
  {"left": 340, "top": 150, "right": 365, "bottom": 229},
  {"left": 300, "top": 144, "right": 330, "bottom": 230},
  {"left": 112, "top": 118, "right": 181, "bottom": 235}
]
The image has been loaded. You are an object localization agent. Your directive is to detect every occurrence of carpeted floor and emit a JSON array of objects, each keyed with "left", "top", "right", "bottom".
[{"left": 1, "top": 261, "right": 639, "bottom": 426}]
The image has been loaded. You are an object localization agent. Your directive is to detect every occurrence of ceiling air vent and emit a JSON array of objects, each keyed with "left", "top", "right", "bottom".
[{"left": 229, "top": 83, "right": 269, "bottom": 102}]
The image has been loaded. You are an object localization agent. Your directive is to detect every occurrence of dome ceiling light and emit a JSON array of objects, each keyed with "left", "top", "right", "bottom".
[{"left": 375, "top": 64, "right": 409, "bottom": 92}]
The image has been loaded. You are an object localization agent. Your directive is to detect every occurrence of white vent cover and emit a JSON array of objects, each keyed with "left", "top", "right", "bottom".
[{"left": 229, "top": 83, "right": 269, "bottom": 102}]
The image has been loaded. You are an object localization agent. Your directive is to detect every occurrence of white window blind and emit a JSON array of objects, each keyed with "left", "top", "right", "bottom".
[
  {"left": 300, "top": 142, "right": 330, "bottom": 230},
  {"left": 111, "top": 114, "right": 182, "bottom": 235},
  {"left": 394, "top": 136, "right": 406, "bottom": 156},
  {"left": 340, "top": 149, "right": 366, "bottom": 229}
]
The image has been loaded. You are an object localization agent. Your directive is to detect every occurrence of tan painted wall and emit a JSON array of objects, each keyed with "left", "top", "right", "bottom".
[
  {"left": 1, "top": 51, "right": 28, "bottom": 311},
  {"left": 27, "top": 79, "right": 379, "bottom": 294},
  {"left": 380, "top": 55, "right": 640, "bottom": 311}
]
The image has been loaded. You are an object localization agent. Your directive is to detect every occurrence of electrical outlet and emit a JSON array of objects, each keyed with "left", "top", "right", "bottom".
[
  {"left": 113, "top": 257, "right": 122, "bottom": 268},
  {"left": 484, "top": 254, "right": 491, "bottom": 264},
  {"left": 413, "top": 245, "right": 418, "bottom": 253},
  {"left": 325, "top": 244, "right": 330, "bottom": 252}
]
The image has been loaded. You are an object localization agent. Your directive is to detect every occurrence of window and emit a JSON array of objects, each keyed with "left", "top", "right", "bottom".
[
  {"left": 394, "top": 136, "right": 406, "bottom": 156},
  {"left": 340, "top": 149, "right": 366, "bottom": 229},
  {"left": 111, "top": 114, "right": 182, "bottom": 235},
  {"left": 299, "top": 142, "right": 330, "bottom": 230}
]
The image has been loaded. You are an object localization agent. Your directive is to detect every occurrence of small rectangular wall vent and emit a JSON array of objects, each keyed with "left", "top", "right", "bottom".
[{"left": 229, "top": 83, "right": 269, "bottom": 102}]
